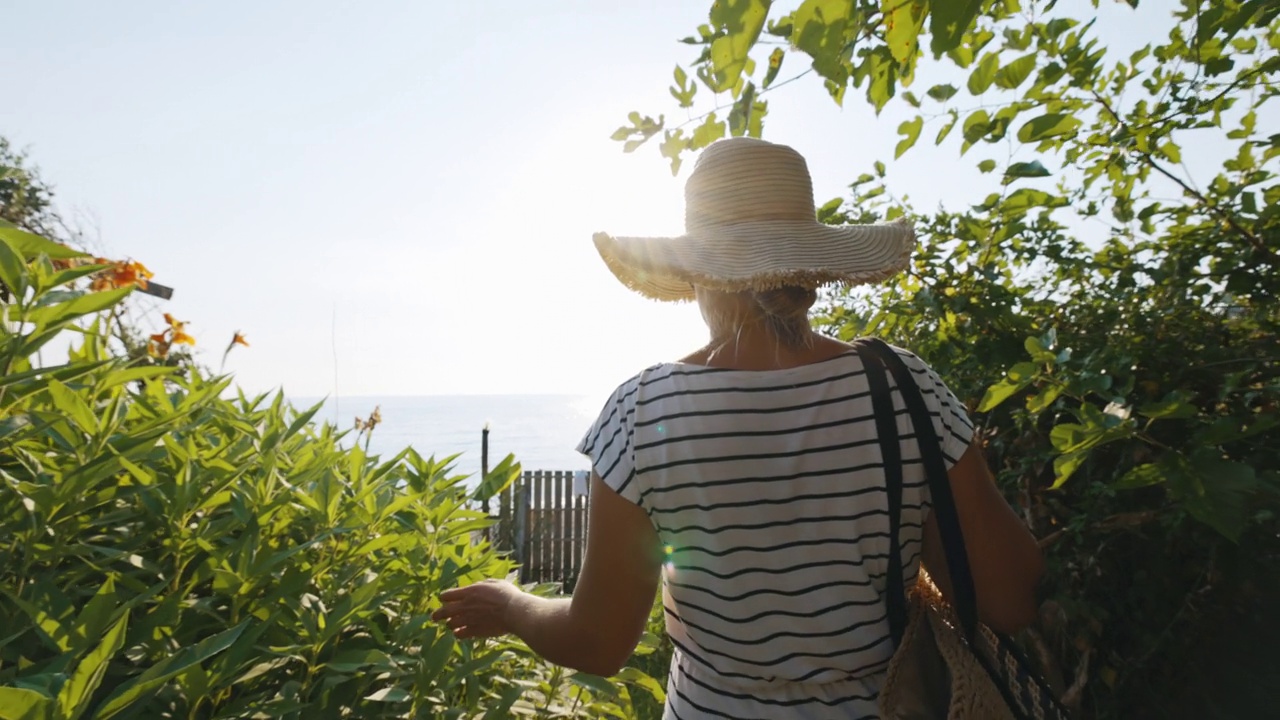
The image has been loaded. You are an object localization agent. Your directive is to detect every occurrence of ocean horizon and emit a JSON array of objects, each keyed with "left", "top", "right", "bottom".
[{"left": 290, "top": 394, "right": 602, "bottom": 481}]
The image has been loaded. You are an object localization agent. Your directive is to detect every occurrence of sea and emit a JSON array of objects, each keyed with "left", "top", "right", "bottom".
[{"left": 291, "top": 394, "right": 603, "bottom": 482}]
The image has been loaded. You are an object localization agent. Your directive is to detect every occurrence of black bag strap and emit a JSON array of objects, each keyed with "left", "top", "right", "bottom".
[
  {"left": 858, "top": 338, "right": 979, "bottom": 642},
  {"left": 854, "top": 340, "right": 908, "bottom": 647}
]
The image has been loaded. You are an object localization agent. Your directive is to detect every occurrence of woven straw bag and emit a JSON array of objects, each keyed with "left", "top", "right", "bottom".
[{"left": 854, "top": 339, "right": 1070, "bottom": 720}]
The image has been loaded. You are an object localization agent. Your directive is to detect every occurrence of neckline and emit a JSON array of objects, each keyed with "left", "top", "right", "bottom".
[{"left": 664, "top": 348, "right": 861, "bottom": 375}]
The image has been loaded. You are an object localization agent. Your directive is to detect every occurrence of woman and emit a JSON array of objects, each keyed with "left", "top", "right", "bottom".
[{"left": 433, "top": 138, "right": 1044, "bottom": 718}]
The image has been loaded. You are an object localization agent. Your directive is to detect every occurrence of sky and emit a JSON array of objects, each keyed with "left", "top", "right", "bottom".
[{"left": 4, "top": 0, "right": 1208, "bottom": 401}]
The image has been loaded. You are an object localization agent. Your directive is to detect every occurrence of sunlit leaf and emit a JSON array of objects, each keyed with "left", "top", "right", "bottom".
[
  {"left": 994, "top": 53, "right": 1036, "bottom": 89},
  {"left": 707, "top": 0, "right": 771, "bottom": 92},
  {"left": 895, "top": 116, "right": 923, "bottom": 158},
  {"left": 1016, "top": 113, "right": 1082, "bottom": 143},
  {"left": 966, "top": 52, "right": 1000, "bottom": 94}
]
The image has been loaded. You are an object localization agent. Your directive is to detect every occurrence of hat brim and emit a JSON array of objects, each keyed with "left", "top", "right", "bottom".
[{"left": 592, "top": 218, "right": 915, "bottom": 302}]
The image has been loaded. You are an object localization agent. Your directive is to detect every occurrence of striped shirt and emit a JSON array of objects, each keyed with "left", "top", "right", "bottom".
[{"left": 577, "top": 346, "right": 974, "bottom": 719}]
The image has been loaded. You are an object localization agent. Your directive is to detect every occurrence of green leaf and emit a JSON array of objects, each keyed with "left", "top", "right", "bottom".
[
  {"left": 1176, "top": 457, "right": 1259, "bottom": 541},
  {"left": 1115, "top": 463, "right": 1166, "bottom": 490},
  {"left": 961, "top": 109, "right": 990, "bottom": 151},
  {"left": 763, "top": 47, "right": 785, "bottom": 88},
  {"left": 47, "top": 379, "right": 99, "bottom": 436},
  {"left": 1023, "top": 336, "right": 1057, "bottom": 363},
  {"left": 364, "top": 687, "right": 412, "bottom": 703},
  {"left": 95, "top": 622, "right": 249, "bottom": 719},
  {"left": 966, "top": 52, "right": 1000, "bottom": 94},
  {"left": 690, "top": 113, "right": 727, "bottom": 150},
  {"left": 1139, "top": 397, "right": 1198, "bottom": 419},
  {"left": 926, "top": 84, "right": 958, "bottom": 101},
  {"left": 616, "top": 666, "right": 667, "bottom": 704},
  {"left": 929, "top": 0, "right": 983, "bottom": 55},
  {"left": 707, "top": 0, "right": 770, "bottom": 92},
  {"left": 0, "top": 237, "right": 28, "bottom": 298},
  {"left": 994, "top": 54, "right": 1036, "bottom": 89},
  {"left": 935, "top": 111, "right": 959, "bottom": 143},
  {"left": 57, "top": 614, "right": 128, "bottom": 720},
  {"left": 895, "top": 116, "right": 923, "bottom": 158},
  {"left": 977, "top": 362, "right": 1038, "bottom": 411},
  {"left": 791, "top": 0, "right": 856, "bottom": 86},
  {"left": 1026, "top": 385, "right": 1063, "bottom": 413},
  {"left": 1051, "top": 450, "right": 1088, "bottom": 489},
  {"left": 98, "top": 365, "right": 178, "bottom": 390},
  {"left": 473, "top": 453, "right": 521, "bottom": 504},
  {"left": 883, "top": 0, "right": 926, "bottom": 64},
  {"left": 569, "top": 672, "right": 621, "bottom": 700},
  {"left": 1005, "top": 160, "right": 1052, "bottom": 178},
  {"left": 1049, "top": 423, "right": 1094, "bottom": 453},
  {"left": 0, "top": 227, "right": 86, "bottom": 261},
  {"left": 43, "top": 262, "right": 112, "bottom": 292},
  {"left": 0, "top": 687, "right": 51, "bottom": 720},
  {"left": 1016, "top": 114, "right": 1082, "bottom": 143},
  {"left": 25, "top": 285, "right": 133, "bottom": 330},
  {"left": 978, "top": 159, "right": 996, "bottom": 173}
]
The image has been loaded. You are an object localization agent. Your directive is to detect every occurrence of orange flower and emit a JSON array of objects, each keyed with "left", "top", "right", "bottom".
[
  {"left": 89, "top": 259, "right": 153, "bottom": 291},
  {"left": 232, "top": 332, "right": 249, "bottom": 348},
  {"left": 149, "top": 332, "right": 168, "bottom": 344},
  {"left": 171, "top": 330, "right": 196, "bottom": 346},
  {"left": 163, "top": 313, "right": 190, "bottom": 336}
]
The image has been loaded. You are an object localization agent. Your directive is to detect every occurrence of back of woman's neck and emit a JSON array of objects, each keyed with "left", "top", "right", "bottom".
[{"left": 679, "top": 332, "right": 853, "bottom": 371}]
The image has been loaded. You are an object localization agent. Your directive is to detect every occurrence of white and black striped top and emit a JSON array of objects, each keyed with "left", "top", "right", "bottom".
[{"left": 577, "top": 346, "right": 974, "bottom": 720}]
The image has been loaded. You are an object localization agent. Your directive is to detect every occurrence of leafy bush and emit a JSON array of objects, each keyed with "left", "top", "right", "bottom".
[{"left": 0, "top": 225, "right": 664, "bottom": 719}]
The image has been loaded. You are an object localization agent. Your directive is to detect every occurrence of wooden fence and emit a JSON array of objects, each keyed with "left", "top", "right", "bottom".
[{"left": 491, "top": 470, "right": 590, "bottom": 589}]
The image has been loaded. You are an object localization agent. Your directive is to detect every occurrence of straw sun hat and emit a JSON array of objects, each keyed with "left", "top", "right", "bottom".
[{"left": 592, "top": 137, "right": 916, "bottom": 302}]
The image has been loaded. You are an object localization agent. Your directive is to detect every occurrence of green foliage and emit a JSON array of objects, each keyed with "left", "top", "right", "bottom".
[
  {"left": 0, "top": 236, "right": 663, "bottom": 717},
  {"left": 627, "top": 0, "right": 1280, "bottom": 716}
]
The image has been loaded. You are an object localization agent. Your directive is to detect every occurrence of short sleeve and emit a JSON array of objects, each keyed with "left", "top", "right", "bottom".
[
  {"left": 575, "top": 375, "right": 642, "bottom": 505},
  {"left": 894, "top": 349, "right": 976, "bottom": 468}
]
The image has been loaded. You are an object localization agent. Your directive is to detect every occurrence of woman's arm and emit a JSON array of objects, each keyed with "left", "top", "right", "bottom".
[
  {"left": 921, "top": 442, "right": 1044, "bottom": 635},
  {"left": 434, "top": 474, "right": 661, "bottom": 676}
]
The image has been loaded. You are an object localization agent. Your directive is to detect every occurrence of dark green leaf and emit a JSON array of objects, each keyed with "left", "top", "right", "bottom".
[
  {"left": 929, "top": 0, "right": 983, "bottom": 55},
  {"left": 1115, "top": 463, "right": 1166, "bottom": 490},
  {"left": 95, "top": 622, "right": 249, "bottom": 719},
  {"left": 1139, "top": 397, "right": 1198, "bottom": 419},
  {"left": 1005, "top": 160, "right": 1051, "bottom": 178},
  {"left": 0, "top": 238, "right": 28, "bottom": 298},
  {"left": 926, "top": 83, "right": 958, "bottom": 101}
]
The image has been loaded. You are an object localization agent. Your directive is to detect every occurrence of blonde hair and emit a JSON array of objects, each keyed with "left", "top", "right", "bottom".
[
  {"left": 752, "top": 286, "right": 818, "bottom": 348},
  {"left": 700, "top": 285, "right": 817, "bottom": 352}
]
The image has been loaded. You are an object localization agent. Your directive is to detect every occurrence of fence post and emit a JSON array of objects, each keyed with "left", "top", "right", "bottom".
[{"left": 513, "top": 474, "right": 529, "bottom": 580}]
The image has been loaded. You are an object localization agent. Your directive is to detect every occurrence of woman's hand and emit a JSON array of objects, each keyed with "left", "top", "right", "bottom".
[{"left": 432, "top": 579, "right": 525, "bottom": 639}]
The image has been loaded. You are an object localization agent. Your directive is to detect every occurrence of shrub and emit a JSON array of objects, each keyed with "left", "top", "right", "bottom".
[{"left": 0, "top": 225, "right": 663, "bottom": 719}]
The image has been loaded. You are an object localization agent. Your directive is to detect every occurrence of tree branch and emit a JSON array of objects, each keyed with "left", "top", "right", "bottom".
[{"left": 1090, "top": 91, "right": 1275, "bottom": 264}]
